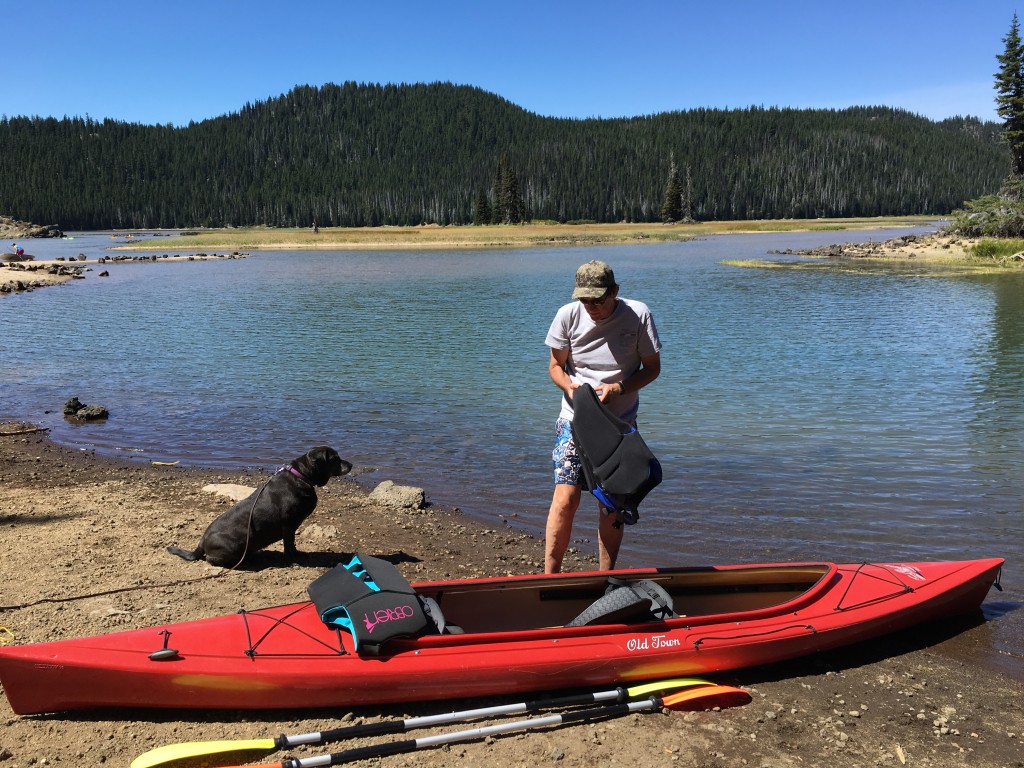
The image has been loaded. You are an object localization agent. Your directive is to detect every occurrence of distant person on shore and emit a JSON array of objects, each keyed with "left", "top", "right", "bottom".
[{"left": 543, "top": 259, "right": 662, "bottom": 573}]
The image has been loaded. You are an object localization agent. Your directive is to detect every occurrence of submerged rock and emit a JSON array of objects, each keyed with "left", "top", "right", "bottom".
[{"left": 63, "top": 396, "right": 109, "bottom": 421}]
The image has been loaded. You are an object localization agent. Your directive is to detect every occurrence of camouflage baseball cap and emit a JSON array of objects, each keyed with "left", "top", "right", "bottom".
[{"left": 572, "top": 260, "right": 617, "bottom": 299}]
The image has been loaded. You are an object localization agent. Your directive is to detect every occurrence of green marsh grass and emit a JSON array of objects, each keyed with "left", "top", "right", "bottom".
[{"left": 970, "top": 238, "right": 1024, "bottom": 260}]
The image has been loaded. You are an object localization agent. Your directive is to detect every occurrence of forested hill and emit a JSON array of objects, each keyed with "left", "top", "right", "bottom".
[{"left": 0, "top": 82, "right": 1009, "bottom": 229}]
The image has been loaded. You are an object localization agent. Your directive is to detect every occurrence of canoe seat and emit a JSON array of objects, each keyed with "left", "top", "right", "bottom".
[{"left": 566, "top": 578, "right": 677, "bottom": 627}]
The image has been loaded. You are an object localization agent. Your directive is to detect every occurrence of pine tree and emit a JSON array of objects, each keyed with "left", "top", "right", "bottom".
[
  {"left": 491, "top": 153, "right": 525, "bottom": 224},
  {"left": 473, "top": 189, "right": 492, "bottom": 225},
  {"left": 504, "top": 166, "right": 525, "bottom": 223},
  {"left": 995, "top": 13, "right": 1024, "bottom": 180},
  {"left": 660, "top": 155, "right": 683, "bottom": 222},
  {"left": 490, "top": 157, "right": 506, "bottom": 224},
  {"left": 682, "top": 164, "right": 695, "bottom": 222}
]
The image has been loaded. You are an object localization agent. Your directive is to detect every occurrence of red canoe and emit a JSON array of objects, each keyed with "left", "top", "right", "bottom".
[{"left": 0, "top": 558, "right": 1003, "bottom": 715}]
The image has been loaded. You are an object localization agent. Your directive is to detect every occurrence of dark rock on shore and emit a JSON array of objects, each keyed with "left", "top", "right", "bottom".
[
  {"left": 769, "top": 233, "right": 973, "bottom": 260},
  {"left": 0, "top": 214, "right": 64, "bottom": 239},
  {"left": 0, "top": 278, "right": 46, "bottom": 294},
  {"left": 1, "top": 251, "right": 35, "bottom": 262},
  {"left": 63, "top": 396, "right": 109, "bottom": 421}
]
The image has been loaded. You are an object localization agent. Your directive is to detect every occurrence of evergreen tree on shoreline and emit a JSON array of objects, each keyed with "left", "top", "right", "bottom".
[
  {"left": 683, "top": 163, "right": 695, "bottom": 222},
  {"left": 950, "top": 12, "right": 1024, "bottom": 236},
  {"left": 660, "top": 155, "right": 683, "bottom": 222},
  {"left": 491, "top": 154, "right": 525, "bottom": 224},
  {"left": 473, "top": 189, "right": 492, "bottom": 225},
  {"left": 995, "top": 13, "right": 1024, "bottom": 182}
]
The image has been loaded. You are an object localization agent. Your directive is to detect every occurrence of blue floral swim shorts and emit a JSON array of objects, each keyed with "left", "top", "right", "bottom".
[{"left": 552, "top": 417, "right": 582, "bottom": 485}]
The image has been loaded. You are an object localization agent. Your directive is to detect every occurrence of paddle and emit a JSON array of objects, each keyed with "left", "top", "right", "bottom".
[
  {"left": 220, "top": 686, "right": 752, "bottom": 768},
  {"left": 130, "top": 677, "right": 714, "bottom": 768}
]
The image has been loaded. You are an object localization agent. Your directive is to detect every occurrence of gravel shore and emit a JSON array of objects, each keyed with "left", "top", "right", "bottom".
[{"left": 1, "top": 425, "right": 1020, "bottom": 768}]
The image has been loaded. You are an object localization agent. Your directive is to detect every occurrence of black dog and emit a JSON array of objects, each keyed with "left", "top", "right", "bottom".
[{"left": 167, "top": 446, "right": 351, "bottom": 567}]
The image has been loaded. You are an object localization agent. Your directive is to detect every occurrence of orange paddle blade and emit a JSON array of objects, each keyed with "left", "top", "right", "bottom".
[{"left": 663, "top": 684, "right": 751, "bottom": 711}]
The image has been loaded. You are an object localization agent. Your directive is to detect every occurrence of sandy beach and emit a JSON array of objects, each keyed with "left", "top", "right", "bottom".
[{"left": 0, "top": 425, "right": 1021, "bottom": 768}]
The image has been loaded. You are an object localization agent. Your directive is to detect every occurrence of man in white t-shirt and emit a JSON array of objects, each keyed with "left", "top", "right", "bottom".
[{"left": 544, "top": 260, "right": 662, "bottom": 573}]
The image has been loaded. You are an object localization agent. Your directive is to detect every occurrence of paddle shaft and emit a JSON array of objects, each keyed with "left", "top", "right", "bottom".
[
  {"left": 278, "top": 677, "right": 711, "bottom": 748},
  {"left": 279, "top": 698, "right": 663, "bottom": 768},
  {"left": 130, "top": 677, "right": 713, "bottom": 768},
  {"left": 281, "top": 686, "right": 634, "bottom": 747}
]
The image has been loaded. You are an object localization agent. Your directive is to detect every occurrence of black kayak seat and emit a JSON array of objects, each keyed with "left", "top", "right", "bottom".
[
  {"left": 308, "top": 553, "right": 460, "bottom": 655},
  {"left": 566, "top": 578, "right": 677, "bottom": 627},
  {"left": 570, "top": 383, "right": 662, "bottom": 524}
]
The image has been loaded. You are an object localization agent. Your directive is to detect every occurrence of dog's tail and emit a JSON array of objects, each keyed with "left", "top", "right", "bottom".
[{"left": 166, "top": 545, "right": 203, "bottom": 562}]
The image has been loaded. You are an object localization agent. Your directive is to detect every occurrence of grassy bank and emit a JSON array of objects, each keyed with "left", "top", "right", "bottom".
[{"left": 113, "top": 216, "right": 939, "bottom": 251}]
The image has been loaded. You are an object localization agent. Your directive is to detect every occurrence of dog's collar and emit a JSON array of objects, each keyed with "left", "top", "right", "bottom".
[{"left": 279, "top": 464, "right": 314, "bottom": 485}]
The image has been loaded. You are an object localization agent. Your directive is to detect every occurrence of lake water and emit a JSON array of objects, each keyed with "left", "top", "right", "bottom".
[{"left": 2, "top": 228, "right": 1021, "bottom": 674}]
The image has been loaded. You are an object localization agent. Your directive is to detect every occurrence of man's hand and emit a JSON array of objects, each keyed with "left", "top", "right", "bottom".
[{"left": 595, "top": 381, "right": 626, "bottom": 403}]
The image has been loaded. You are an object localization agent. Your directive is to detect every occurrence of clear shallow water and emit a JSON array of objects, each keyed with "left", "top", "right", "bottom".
[{"left": 2, "top": 229, "right": 1021, "bottom": 671}]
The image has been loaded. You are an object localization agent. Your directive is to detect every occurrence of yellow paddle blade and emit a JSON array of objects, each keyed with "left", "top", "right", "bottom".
[
  {"left": 624, "top": 677, "right": 712, "bottom": 697},
  {"left": 130, "top": 738, "right": 277, "bottom": 768}
]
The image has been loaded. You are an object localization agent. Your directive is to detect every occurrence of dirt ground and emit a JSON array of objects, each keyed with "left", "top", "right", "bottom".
[{"left": 0, "top": 424, "right": 1021, "bottom": 768}]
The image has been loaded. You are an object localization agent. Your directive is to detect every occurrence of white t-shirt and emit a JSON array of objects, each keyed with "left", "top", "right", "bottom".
[{"left": 545, "top": 297, "right": 662, "bottom": 423}]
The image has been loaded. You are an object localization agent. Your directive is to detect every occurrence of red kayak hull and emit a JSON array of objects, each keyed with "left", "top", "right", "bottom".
[{"left": 0, "top": 558, "right": 1003, "bottom": 714}]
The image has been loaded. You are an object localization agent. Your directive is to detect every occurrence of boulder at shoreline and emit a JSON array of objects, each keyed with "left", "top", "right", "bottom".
[{"left": 0, "top": 214, "right": 64, "bottom": 239}]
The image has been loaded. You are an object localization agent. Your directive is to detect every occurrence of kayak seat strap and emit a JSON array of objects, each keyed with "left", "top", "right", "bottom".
[
  {"left": 307, "top": 553, "right": 462, "bottom": 655},
  {"left": 566, "top": 578, "right": 677, "bottom": 627}
]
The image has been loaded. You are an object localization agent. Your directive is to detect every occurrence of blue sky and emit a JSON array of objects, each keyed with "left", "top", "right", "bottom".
[{"left": 4, "top": 1, "right": 1021, "bottom": 126}]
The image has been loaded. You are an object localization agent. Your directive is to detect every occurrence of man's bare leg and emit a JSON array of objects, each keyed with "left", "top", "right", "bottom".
[
  {"left": 598, "top": 505, "right": 624, "bottom": 570},
  {"left": 545, "top": 484, "right": 582, "bottom": 573}
]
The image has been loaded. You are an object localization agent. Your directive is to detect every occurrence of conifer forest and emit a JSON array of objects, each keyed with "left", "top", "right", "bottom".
[{"left": 0, "top": 82, "right": 1009, "bottom": 229}]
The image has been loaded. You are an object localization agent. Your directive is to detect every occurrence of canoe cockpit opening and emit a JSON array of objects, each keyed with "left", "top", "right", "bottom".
[
  {"left": 304, "top": 557, "right": 833, "bottom": 649},
  {"left": 422, "top": 564, "right": 833, "bottom": 634}
]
